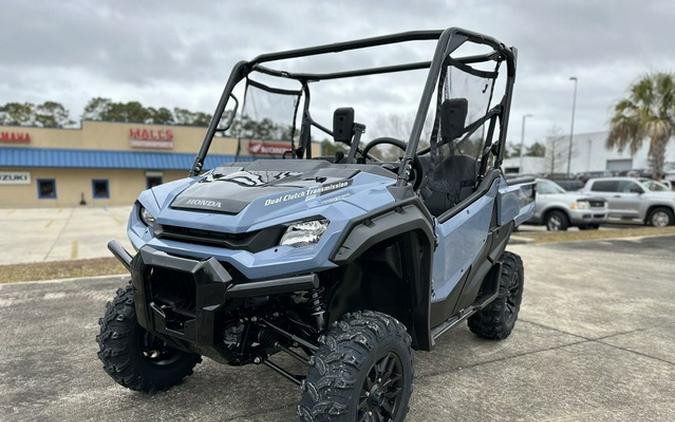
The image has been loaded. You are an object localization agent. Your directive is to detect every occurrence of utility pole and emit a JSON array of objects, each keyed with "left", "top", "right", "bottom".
[
  {"left": 519, "top": 114, "right": 533, "bottom": 174},
  {"left": 567, "top": 76, "right": 578, "bottom": 176}
]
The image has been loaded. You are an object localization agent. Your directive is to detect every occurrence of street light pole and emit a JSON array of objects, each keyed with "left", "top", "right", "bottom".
[
  {"left": 566, "top": 76, "right": 578, "bottom": 176},
  {"left": 519, "top": 114, "right": 533, "bottom": 174}
]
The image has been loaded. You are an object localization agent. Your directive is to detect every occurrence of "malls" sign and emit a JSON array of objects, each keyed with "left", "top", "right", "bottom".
[
  {"left": 0, "top": 131, "right": 31, "bottom": 143},
  {"left": 128, "top": 128, "right": 174, "bottom": 149}
]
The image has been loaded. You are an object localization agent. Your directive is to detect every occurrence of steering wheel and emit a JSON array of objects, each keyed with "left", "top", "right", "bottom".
[
  {"left": 362, "top": 137, "right": 408, "bottom": 158},
  {"left": 361, "top": 137, "right": 424, "bottom": 190}
]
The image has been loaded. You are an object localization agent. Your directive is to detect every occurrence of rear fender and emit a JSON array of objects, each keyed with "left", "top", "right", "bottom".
[{"left": 499, "top": 177, "right": 536, "bottom": 225}]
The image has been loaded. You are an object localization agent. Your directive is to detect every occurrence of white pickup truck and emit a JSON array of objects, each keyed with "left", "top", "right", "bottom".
[{"left": 581, "top": 177, "right": 675, "bottom": 227}]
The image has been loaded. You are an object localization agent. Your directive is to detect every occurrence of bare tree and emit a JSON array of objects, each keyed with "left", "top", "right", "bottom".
[
  {"left": 544, "top": 125, "right": 578, "bottom": 174},
  {"left": 372, "top": 112, "right": 434, "bottom": 160}
]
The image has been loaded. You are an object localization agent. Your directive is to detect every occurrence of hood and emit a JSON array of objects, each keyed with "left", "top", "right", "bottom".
[
  {"left": 541, "top": 192, "right": 605, "bottom": 203},
  {"left": 170, "top": 160, "right": 371, "bottom": 214},
  {"left": 644, "top": 191, "right": 675, "bottom": 200}
]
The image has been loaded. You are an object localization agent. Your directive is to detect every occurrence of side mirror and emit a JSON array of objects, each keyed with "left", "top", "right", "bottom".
[
  {"left": 218, "top": 94, "right": 239, "bottom": 132},
  {"left": 333, "top": 107, "right": 355, "bottom": 144},
  {"left": 629, "top": 185, "right": 644, "bottom": 194},
  {"left": 440, "top": 98, "right": 468, "bottom": 141}
]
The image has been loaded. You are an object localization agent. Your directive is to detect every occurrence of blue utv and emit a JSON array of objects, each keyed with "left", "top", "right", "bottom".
[{"left": 98, "top": 27, "right": 535, "bottom": 422}]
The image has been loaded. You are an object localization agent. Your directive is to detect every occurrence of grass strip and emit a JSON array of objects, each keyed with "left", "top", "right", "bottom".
[
  {"left": 518, "top": 225, "right": 675, "bottom": 244},
  {"left": 0, "top": 257, "right": 126, "bottom": 284}
]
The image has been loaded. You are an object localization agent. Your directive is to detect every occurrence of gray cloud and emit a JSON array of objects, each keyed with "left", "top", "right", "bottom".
[{"left": 1, "top": 0, "right": 673, "bottom": 145}]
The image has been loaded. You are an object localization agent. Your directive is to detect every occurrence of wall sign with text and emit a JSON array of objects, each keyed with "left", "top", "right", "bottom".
[
  {"left": 128, "top": 128, "right": 174, "bottom": 149},
  {"left": 248, "top": 140, "right": 292, "bottom": 156},
  {"left": 0, "top": 131, "right": 31, "bottom": 143},
  {"left": 0, "top": 172, "right": 31, "bottom": 184}
]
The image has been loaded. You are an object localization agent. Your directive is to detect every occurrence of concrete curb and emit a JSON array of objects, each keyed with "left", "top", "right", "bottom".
[
  {"left": 509, "top": 235, "right": 534, "bottom": 245},
  {"left": 516, "top": 232, "right": 675, "bottom": 246},
  {"left": 2, "top": 273, "right": 128, "bottom": 286}
]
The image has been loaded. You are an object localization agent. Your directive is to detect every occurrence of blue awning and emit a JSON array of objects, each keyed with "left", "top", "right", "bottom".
[{"left": 0, "top": 147, "right": 254, "bottom": 170}]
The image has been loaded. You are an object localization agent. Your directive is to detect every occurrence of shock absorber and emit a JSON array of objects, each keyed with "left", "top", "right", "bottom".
[{"left": 309, "top": 287, "right": 326, "bottom": 331}]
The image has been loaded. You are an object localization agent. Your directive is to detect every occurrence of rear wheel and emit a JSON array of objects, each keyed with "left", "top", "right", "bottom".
[
  {"left": 647, "top": 207, "right": 674, "bottom": 227},
  {"left": 545, "top": 210, "right": 569, "bottom": 231},
  {"left": 298, "top": 310, "right": 414, "bottom": 422},
  {"left": 96, "top": 284, "right": 201, "bottom": 392},
  {"left": 468, "top": 252, "right": 524, "bottom": 340}
]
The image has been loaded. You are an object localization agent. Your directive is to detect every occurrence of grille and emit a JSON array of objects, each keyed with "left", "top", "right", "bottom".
[
  {"left": 148, "top": 267, "right": 196, "bottom": 316},
  {"left": 579, "top": 199, "right": 605, "bottom": 208},
  {"left": 157, "top": 224, "right": 284, "bottom": 253}
]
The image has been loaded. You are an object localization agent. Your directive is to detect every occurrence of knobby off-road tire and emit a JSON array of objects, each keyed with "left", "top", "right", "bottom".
[
  {"left": 96, "top": 284, "right": 201, "bottom": 392},
  {"left": 468, "top": 252, "right": 524, "bottom": 340},
  {"left": 298, "top": 310, "right": 414, "bottom": 422}
]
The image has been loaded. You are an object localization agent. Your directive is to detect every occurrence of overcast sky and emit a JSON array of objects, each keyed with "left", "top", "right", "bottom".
[{"left": 1, "top": 0, "right": 674, "bottom": 145}]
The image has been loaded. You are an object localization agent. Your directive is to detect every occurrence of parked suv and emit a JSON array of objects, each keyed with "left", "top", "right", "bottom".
[
  {"left": 582, "top": 177, "right": 675, "bottom": 227},
  {"left": 529, "top": 179, "right": 607, "bottom": 231}
]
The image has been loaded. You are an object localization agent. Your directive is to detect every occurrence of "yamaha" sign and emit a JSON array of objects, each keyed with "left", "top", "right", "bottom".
[{"left": 0, "top": 131, "right": 31, "bottom": 143}]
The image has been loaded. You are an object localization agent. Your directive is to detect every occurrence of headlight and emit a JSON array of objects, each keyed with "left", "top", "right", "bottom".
[
  {"left": 572, "top": 201, "right": 591, "bottom": 210},
  {"left": 139, "top": 206, "right": 156, "bottom": 227},
  {"left": 279, "top": 219, "right": 329, "bottom": 248}
]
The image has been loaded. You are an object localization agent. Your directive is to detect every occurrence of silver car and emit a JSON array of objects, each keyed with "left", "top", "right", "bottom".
[
  {"left": 530, "top": 179, "right": 608, "bottom": 231},
  {"left": 582, "top": 177, "right": 675, "bottom": 227}
]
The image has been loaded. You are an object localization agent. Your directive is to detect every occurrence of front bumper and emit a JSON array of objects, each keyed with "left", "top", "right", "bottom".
[
  {"left": 108, "top": 240, "right": 318, "bottom": 360},
  {"left": 568, "top": 208, "right": 608, "bottom": 225}
]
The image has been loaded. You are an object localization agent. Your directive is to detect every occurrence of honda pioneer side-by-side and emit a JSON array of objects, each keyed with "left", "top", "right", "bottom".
[{"left": 98, "top": 28, "right": 535, "bottom": 421}]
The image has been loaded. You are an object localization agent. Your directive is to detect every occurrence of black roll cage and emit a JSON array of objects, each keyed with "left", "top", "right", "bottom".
[{"left": 190, "top": 27, "right": 517, "bottom": 188}]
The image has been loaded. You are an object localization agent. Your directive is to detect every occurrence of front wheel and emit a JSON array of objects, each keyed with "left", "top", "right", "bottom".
[
  {"left": 298, "top": 311, "right": 414, "bottom": 422},
  {"left": 647, "top": 207, "right": 674, "bottom": 227},
  {"left": 96, "top": 284, "right": 202, "bottom": 392},
  {"left": 545, "top": 210, "right": 569, "bottom": 231}
]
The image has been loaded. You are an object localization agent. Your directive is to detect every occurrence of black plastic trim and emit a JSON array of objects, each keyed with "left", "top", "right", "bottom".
[
  {"left": 330, "top": 197, "right": 435, "bottom": 264},
  {"left": 156, "top": 224, "right": 284, "bottom": 253},
  {"left": 225, "top": 274, "right": 319, "bottom": 298}
]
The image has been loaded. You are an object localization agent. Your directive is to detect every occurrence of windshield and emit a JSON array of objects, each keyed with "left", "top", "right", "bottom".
[
  {"left": 190, "top": 28, "right": 516, "bottom": 181},
  {"left": 643, "top": 180, "right": 669, "bottom": 192},
  {"left": 537, "top": 180, "right": 566, "bottom": 194}
]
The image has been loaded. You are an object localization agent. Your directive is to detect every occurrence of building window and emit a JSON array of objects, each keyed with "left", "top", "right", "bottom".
[
  {"left": 92, "top": 179, "right": 110, "bottom": 199},
  {"left": 37, "top": 179, "right": 57, "bottom": 199},
  {"left": 146, "top": 175, "right": 163, "bottom": 188}
]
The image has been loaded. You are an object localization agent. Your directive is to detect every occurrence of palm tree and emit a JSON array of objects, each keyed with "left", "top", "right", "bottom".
[{"left": 607, "top": 72, "right": 675, "bottom": 179}]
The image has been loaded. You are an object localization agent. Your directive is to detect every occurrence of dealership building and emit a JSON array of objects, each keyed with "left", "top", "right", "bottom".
[
  {"left": 502, "top": 130, "right": 675, "bottom": 180},
  {"left": 0, "top": 121, "right": 318, "bottom": 207}
]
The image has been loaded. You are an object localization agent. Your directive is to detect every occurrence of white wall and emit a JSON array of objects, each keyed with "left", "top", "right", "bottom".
[
  {"left": 545, "top": 131, "right": 675, "bottom": 175},
  {"left": 502, "top": 156, "right": 546, "bottom": 175}
]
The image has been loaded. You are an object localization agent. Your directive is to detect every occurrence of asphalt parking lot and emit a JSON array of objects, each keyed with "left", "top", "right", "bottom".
[{"left": 1, "top": 236, "right": 675, "bottom": 421}]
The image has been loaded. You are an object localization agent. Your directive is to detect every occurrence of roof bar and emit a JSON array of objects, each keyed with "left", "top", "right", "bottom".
[{"left": 251, "top": 30, "right": 443, "bottom": 64}]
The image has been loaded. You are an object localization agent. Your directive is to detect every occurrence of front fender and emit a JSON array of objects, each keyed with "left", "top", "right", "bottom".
[{"left": 330, "top": 199, "right": 435, "bottom": 351}]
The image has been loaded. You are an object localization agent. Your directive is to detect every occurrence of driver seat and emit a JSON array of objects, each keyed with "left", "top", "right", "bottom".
[
  {"left": 418, "top": 154, "right": 478, "bottom": 217},
  {"left": 417, "top": 96, "right": 478, "bottom": 217}
]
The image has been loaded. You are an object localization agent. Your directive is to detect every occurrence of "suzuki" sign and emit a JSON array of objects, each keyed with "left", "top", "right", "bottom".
[{"left": 0, "top": 172, "right": 31, "bottom": 184}]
